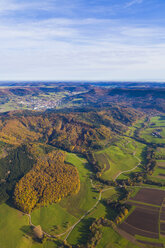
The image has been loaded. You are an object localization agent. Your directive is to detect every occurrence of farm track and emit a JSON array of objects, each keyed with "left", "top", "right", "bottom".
[
  {"left": 26, "top": 152, "right": 142, "bottom": 240},
  {"left": 25, "top": 150, "right": 165, "bottom": 242},
  {"left": 114, "top": 154, "right": 141, "bottom": 180}
]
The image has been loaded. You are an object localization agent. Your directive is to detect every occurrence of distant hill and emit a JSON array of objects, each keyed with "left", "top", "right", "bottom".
[
  {"left": 66, "top": 87, "right": 165, "bottom": 112},
  {"left": 0, "top": 82, "right": 164, "bottom": 113}
]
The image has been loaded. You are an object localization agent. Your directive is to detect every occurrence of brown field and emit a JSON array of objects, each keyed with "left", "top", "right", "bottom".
[
  {"left": 119, "top": 222, "right": 159, "bottom": 239},
  {"left": 160, "top": 212, "right": 165, "bottom": 221},
  {"left": 160, "top": 207, "right": 165, "bottom": 221},
  {"left": 156, "top": 175, "right": 165, "bottom": 180},
  {"left": 157, "top": 161, "right": 165, "bottom": 167},
  {"left": 160, "top": 222, "right": 165, "bottom": 232},
  {"left": 119, "top": 188, "right": 165, "bottom": 242},
  {"left": 159, "top": 173, "right": 165, "bottom": 177},
  {"left": 137, "top": 240, "right": 164, "bottom": 248},
  {"left": 130, "top": 188, "right": 165, "bottom": 206},
  {"left": 125, "top": 207, "right": 159, "bottom": 233},
  {"left": 119, "top": 206, "right": 159, "bottom": 239},
  {"left": 158, "top": 166, "right": 165, "bottom": 170},
  {"left": 126, "top": 201, "right": 160, "bottom": 212},
  {"left": 160, "top": 232, "right": 165, "bottom": 237}
]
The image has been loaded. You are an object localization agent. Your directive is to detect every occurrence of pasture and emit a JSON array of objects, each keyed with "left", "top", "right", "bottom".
[
  {"left": 94, "top": 137, "right": 145, "bottom": 180},
  {"left": 140, "top": 127, "right": 165, "bottom": 144},
  {"left": 139, "top": 115, "right": 165, "bottom": 144},
  {"left": 149, "top": 116, "right": 165, "bottom": 127},
  {"left": 96, "top": 226, "right": 140, "bottom": 248},
  {"left": 0, "top": 152, "right": 99, "bottom": 248},
  {"left": 31, "top": 153, "right": 98, "bottom": 235},
  {"left": 0, "top": 203, "right": 31, "bottom": 248},
  {"left": 148, "top": 157, "right": 165, "bottom": 183},
  {"left": 156, "top": 147, "right": 165, "bottom": 159},
  {"left": 0, "top": 203, "right": 60, "bottom": 248}
]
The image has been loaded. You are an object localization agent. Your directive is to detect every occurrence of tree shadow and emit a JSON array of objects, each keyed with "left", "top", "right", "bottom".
[
  {"left": 5, "top": 197, "right": 20, "bottom": 211},
  {"left": 20, "top": 225, "right": 43, "bottom": 243},
  {"left": 76, "top": 217, "right": 95, "bottom": 246},
  {"left": 140, "top": 146, "right": 148, "bottom": 170},
  {"left": 20, "top": 225, "right": 33, "bottom": 236},
  {"left": 84, "top": 162, "right": 93, "bottom": 173},
  {"left": 101, "top": 200, "right": 117, "bottom": 221}
]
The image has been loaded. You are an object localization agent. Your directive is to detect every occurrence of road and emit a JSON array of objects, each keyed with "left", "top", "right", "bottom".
[
  {"left": 26, "top": 152, "right": 142, "bottom": 241},
  {"left": 114, "top": 154, "right": 141, "bottom": 180}
]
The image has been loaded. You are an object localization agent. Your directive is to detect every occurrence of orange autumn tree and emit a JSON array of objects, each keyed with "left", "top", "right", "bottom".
[{"left": 14, "top": 150, "right": 80, "bottom": 213}]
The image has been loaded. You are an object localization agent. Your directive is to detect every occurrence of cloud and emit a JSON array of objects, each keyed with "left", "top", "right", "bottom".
[
  {"left": 0, "top": 0, "right": 36, "bottom": 13},
  {"left": 125, "top": 0, "right": 143, "bottom": 8},
  {"left": 0, "top": 16, "right": 165, "bottom": 81},
  {"left": 0, "top": 0, "right": 21, "bottom": 12},
  {"left": 0, "top": 0, "right": 164, "bottom": 81},
  {"left": 0, "top": 0, "right": 79, "bottom": 17}
]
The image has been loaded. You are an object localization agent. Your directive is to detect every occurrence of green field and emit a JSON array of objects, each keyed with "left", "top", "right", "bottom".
[
  {"left": 31, "top": 153, "right": 98, "bottom": 236},
  {"left": 96, "top": 226, "right": 139, "bottom": 248},
  {"left": 140, "top": 127, "right": 165, "bottom": 143},
  {"left": 139, "top": 116, "right": 165, "bottom": 144},
  {"left": 155, "top": 147, "right": 165, "bottom": 159},
  {"left": 0, "top": 203, "right": 62, "bottom": 248},
  {"left": 0, "top": 151, "right": 140, "bottom": 248},
  {"left": 94, "top": 137, "right": 145, "bottom": 180},
  {"left": 126, "top": 117, "right": 146, "bottom": 137},
  {"left": 0, "top": 153, "right": 98, "bottom": 247},
  {"left": 67, "top": 186, "right": 140, "bottom": 247},
  {"left": 152, "top": 160, "right": 165, "bottom": 177},
  {"left": 147, "top": 158, "right": 165, "bottom": 184},
  {"left": 149, "top": 116, "right": 165, "bottom": 127},
  {"left": 0, "top": 203, "right": 32, "bottom": 248},
  {"left": 1, "top": 116, "right": 165, "bottom": 248},
  {"left": 67, "top": 188, "right": 119, "bottom": 245}
]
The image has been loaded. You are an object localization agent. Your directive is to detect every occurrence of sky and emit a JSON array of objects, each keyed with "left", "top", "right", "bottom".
[{"left": 0, "top": 0, "right": 165, "bottom": 81}]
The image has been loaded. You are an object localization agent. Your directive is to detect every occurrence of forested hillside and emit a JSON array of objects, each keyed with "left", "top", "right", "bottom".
[
  {"left": 14, "top": 150, "right": 80, "bottom": 213},
  {"left": 0, "top": 106, "right": 142, "bottom": 211},
  {"left": 0, "top": 106, "right": 142, "bottom": 152},
  {"left": 67, "top": 87, "right": 165, "bottom": 112},
  {"left": 0, "top": 145, "right": 35, "bottom": 204},
  {"left": 0, "top": 86, "right": 164, "bottom": 248}
]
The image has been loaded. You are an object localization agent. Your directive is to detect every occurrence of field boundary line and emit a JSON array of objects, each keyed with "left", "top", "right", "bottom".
[
  {"left": 25, "top": 153, "right": 165, "bottom": 242},
  {"left": 26, "top": 152, "right": 142, "bottom": 240},
  {"left": 124, "top": 221, "right": 159, "bottom": 235}
]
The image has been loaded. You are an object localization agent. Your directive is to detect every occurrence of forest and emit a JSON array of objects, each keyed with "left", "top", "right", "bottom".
[
  {"left": 0, "top": 106, "right": 142, "bottom": 152},
  {"left": 0, "top": 106, "right": 142, "bottom": 210},
  {"left": 14, "top": 150, "right": 80, "bottom": 213}
]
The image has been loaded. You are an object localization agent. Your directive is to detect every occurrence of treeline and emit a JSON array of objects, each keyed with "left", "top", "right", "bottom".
[
  {"left": 155, "top": 148, "right": 165, "bottom": 160},
  {"left": 60, "top": 217, "right": 115, "bottom": 248},
  {"left": 0, "top": 145, "right": 35, "bottom": 204},
  {"left": 0, "top": 107, "right": 142, "bottom": 153},
  {"left": 117, "top": 146, "right": 165, "bottom": 187},
  {"left": 86, "top": 152, "right": 103, "bottom": 175},
  {"left": 85, "top": 217, "right": 114, "bottom": 248},
  {"left": 106, "top": 201, "right": 129, "bottom": 224},
  {"left": 14, "top": 150, "right": 80, "bottom": 213},
  {"left": 143, "top": 147, "right": 156, "bottom": 175}
]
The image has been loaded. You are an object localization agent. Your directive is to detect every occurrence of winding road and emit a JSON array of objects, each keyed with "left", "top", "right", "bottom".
[
  {"left": 26, "top": 152, "right": 142, "bottom": 241},
  {"left": 114, "top": 154, "right": 141, "bottom": 180}
]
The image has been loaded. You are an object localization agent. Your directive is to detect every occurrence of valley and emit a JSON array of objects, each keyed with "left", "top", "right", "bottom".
[{"left": 0, "top": 82, "right": 165, "bottom": 248}]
